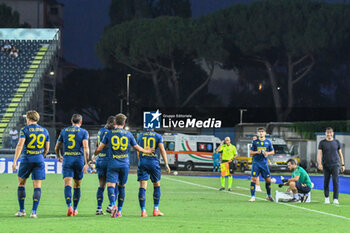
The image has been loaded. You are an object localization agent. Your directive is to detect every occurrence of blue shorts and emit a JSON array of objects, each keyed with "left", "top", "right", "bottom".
[
  {"left": 18, "top": 160, "right": 46, "bottom": 180},
  {"left": 137, "top": 162, "right": 161, "bottom": 183},
  {"left": 62, "top": 158, "right": 84, "bottom": 180},
  {"left": 96, "top": 159, "right": 109, "bottom": 180},
  {"left": 251, "top": 162, "right": 270, "bottom": 179},
  {"left": 107, "top": 164, "right": 129, "bottom": 185},
  {"left": 296, "top": 182, "right": 311, "bottom": 194}
]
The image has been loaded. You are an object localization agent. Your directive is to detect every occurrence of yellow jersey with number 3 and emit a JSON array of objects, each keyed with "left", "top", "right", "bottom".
[{"left": 57, "top": 126, "right": 89, "bottom": 157}]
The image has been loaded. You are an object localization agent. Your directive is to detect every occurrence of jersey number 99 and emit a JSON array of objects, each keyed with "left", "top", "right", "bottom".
[{"left": 111, "top": 136, "right": 128, "bottom": 151}]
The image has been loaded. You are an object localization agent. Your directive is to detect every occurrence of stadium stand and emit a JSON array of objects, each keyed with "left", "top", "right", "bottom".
[{"left": 0, "top": 29, "right": 60, "bottom": 149}]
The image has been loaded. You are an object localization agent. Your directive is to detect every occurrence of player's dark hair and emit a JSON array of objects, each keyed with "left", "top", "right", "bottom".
[
  {"left": 105, "top": 116, "right": 116, "bottom": 130},
  {"left": 71, "top": 114, "right": 83, "bottom": 124},
  {"left": 115, "top": 113, "right": 127, "bottom": 126},
  {"left": 257, "top": 127, "right": 266, "bottom": 132},
  {"left": 287, "top": 159, "right": 297, "bottom": 165},
  {"left": 326, "top": 127, "right": 333, "bottom": 132}
]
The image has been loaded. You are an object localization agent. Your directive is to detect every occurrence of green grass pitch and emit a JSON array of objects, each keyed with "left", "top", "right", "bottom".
[{"left": 0, "top": 173, "right": 350, "bottom": 233}]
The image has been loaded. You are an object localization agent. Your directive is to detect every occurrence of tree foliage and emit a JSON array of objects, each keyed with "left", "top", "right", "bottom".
[
  {"left": 96, "top": 16, "right": 215, "bottom": 107},
  {"left": 0, "top": 3, "right": 26, "bottom": 27},
  {"left": 109, "top": 0, "right": 191, "bottom": 25},
  {"left": 56, "top": 68, "right": 154, "bottom": 124},
  {"left": 206, "top": 0, "right": 350, "bottom": 121}
]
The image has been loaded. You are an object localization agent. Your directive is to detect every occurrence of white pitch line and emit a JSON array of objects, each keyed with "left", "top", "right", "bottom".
[{"left": 164, "top": 176, "right": 350, "bottom": 221}]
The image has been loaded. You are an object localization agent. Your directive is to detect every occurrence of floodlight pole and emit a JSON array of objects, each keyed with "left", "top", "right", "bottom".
[
  {"left": 126, "top": 74, "right": 131, "bottom": 125},
  {"left": 239, "top": 109, "right": 247, "bottom": 124}
]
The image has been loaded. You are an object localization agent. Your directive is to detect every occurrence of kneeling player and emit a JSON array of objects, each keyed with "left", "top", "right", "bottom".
[
  {"left": 94, "top": 113, "right": 153, "bottom": 218},
  {"left": 279, "top": 159, "right": 312, "bottom": 202},
  {"left": 55, "top": 114, "right": 89, "bottom": 216},
  {"left": 137, "top": 129, "right": 171, "bottom": 217},
  {"left": 13, "top": 110, "right": 50, "bottom": 218}
]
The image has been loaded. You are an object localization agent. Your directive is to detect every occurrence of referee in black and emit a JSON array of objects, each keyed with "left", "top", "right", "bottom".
[{"left": 317, "top": 127, "right": 345, "bottom": 205}]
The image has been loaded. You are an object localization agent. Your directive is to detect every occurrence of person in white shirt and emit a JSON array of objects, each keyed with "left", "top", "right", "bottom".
[
  {"left": 9, "top": 127, "right": 19, "bottom": 149},
  {"left": 2, "top": 40, "right": 12, "bottom": 52}
]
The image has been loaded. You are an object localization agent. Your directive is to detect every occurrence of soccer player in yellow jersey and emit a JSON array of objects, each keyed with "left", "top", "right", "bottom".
[{"left": 216, "top": 137, "right": 238, "bottom": 191}]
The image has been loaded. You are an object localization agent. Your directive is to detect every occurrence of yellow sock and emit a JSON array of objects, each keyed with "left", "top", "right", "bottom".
[
  {"left": 221, "top": 176, "right": 225, "bottom": 187},
  {"left": 228, "top": 176, "right": 233, "bottom": 188}
]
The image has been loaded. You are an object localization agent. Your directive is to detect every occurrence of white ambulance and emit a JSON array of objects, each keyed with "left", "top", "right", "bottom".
[{"left": 160, "top": 133, "right": 222, "bottom": 170}]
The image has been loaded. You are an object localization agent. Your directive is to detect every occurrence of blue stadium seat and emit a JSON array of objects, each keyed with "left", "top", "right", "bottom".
[{"left": 0, "top": 39, "right": 49, "bottom": 124}]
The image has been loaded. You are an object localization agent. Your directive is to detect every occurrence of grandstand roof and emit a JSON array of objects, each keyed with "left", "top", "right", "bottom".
[{"left": 0, "top": 28, "right": 59, "bottom": 40}]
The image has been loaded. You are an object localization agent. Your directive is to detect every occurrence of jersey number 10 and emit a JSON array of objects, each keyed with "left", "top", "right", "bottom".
[{"left": 142, "top": 137, "right": 156, "bottom": 149}]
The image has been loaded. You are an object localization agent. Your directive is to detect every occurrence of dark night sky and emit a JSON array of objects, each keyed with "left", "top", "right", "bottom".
[
  {"left": 58, "top": 0, "right": 350, "bottom": 69},
  {"left": 58, "top": 0, "right": 251, "bottom": 69}
]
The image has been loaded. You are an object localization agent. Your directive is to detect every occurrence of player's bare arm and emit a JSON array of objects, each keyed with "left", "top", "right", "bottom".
[
  {"left": 263, "top": 150, "right": 275, "bottom": 157},
  {"left": 83, "top": 139, "right": 90, "bottom": 173},
  {"left": 339, "top": 149, "right": 345, "bottom": 172},
  {"left": 287, "top": 175, "right": 299, "bottom": 185},
  {"left": 94, "top": 143, "right": 106, "bottom": 156},
  {"left": 250, "top": 150, "right": 261, "bottom": 156},
  {"left": 55, "top": 141, "right": 63, "bottom": 162},
  {"left": 159, "top": 143, "right": 171, "bottom": 173},
  {"left": 317, "top": 149, "right": 323, "bottom": 171},
  {"left": 134, "top": 145, "right": 155, "bottom": 154},
  {"left": 12, "top": 138, "right": 25, "bottom": 172},
  {"left": 216, "top": 140, "right": 224, "bottom": 152},
  {"left": 43, "top": 141, "right": 50, "bottom": 158}
]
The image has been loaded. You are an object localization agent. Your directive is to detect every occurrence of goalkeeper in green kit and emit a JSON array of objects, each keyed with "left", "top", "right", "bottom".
[{"left": 279, "top": 159, "right": 312, "bottom": 202}]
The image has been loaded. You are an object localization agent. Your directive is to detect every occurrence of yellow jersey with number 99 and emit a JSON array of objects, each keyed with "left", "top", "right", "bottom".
[{"left": 101, "top": 128, "right": 137, "bottom": 165}]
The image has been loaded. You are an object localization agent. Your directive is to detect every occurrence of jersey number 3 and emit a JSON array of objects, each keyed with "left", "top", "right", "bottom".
[{"left": 68, "top": 134, "right": 76, "bottom": 149}]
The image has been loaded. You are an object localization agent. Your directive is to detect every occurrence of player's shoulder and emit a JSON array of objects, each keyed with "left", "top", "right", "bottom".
[
  {"left": 80, "top": 127, "right": 89, "bottom": 137},
  {"left": 138, "top": 131, "right": 145, "bottom": 137},
  {"left": 99, "top": 127, "right": 109, "bottom": 133},
  {"left": 59, "top": 126, "right": 69, "bottom": 135},
  {"left": 126, "top": 130, "right": 135, "bottom": 138},
  {"left": 320, "top": 139, "right": 327, "bottom": 143},
  {"left": 97, "top": 127, "right": 104, "bottom": 135},
  {"left": 20, "top": 125, "right": 28, "bottom": 131},
  {"left": 80, "top": 127, "right": 88, "bottom": 134},
  {"left": 43, "top": 126, "right": 50, "bottom": 135},
  {"left": 297, "top": 166, "right": 305, "bottom": 173},
  {"left": 61, "top": 126, "right": 71, "bottom": 132},
  {"left": 37, "top": 124, "right": 48, "bottom": 131},
  {"left": 264, "top": 138, "right": 272, "bottom": 143},
  {"left": 154, "top": 131, "right": 162, "bottom": 138},
  {"left": 20, "top": 126, "right": 28, "bottom": 135}
]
